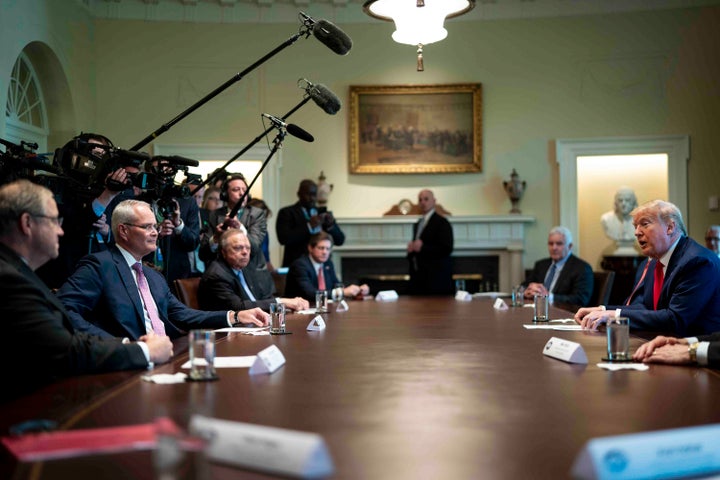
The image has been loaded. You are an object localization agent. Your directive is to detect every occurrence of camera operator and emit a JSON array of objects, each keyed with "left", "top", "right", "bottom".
[
  {"left": 276, "top": 179, "right": 345, "bottom": 268},
  {"left": 36, "top": 133, "right": 139, "bottom": 289},
  {"left": 102, "top": 157, "right": 201, "bottom": 286}
]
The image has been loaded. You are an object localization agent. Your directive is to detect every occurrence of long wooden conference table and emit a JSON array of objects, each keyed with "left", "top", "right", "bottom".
[{"left": 2, "top": 297, "right": 720, "bottom": 479}]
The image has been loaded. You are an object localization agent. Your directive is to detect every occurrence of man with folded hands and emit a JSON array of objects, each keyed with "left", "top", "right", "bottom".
[
  {"left": 0, "top": 180, "right": 171, "bottom": 401},
  {"left": 198, "top": 229, "right": 309, "bottom": 312}
]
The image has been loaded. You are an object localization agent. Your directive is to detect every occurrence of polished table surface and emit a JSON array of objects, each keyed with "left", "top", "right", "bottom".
[{"left": 3, "top": 297, "right": 720, "bottom": 479}]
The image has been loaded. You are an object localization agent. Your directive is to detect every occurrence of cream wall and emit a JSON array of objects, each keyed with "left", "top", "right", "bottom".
[
  {"left": 0, "top": 0, "right": 97, "bottom": 147},
  {"left": 3, "top": 2, "right": 720, "bottom": 269}
]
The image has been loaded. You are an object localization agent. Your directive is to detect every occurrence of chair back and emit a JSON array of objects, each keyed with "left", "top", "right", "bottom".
[
  {"left": 591, "top": 271, "right": 615, "bottom": 306},
  {"left": 174, "top": 277, "right": 201, "bottom": 309}
]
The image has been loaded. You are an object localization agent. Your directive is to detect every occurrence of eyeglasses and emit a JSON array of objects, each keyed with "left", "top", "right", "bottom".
[
  {"left": 31, "top": 214, "right": 64, "bottom": 226},
  {"left": 123, "top": 223, "right": 159, "bottom": 232}
]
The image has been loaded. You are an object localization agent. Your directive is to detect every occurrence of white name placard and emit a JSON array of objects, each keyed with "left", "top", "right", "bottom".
[
  {"left": 493, "top": 298, "right": 508, "bottom": 310},
  {"left": 455, "top": 291, "right": 472, "bottom": 302},
  {"left": 306, "top": 315, "right": 326, "bottom": 331},
  {"left": 336, "top": 300, "right": 349, "bottom": 312},
  {"left": 572, "top": 423, "right": 720, "bottom": 480},
  {"left": 189, "top": 415, "right": 334, "bottom": 479},
  {"left": 249, "top": 345, "right": 286, "bottom": 375},
  {"left": 542, "top": 336, "right": 588, "bottom": 364},
  {"left": 375, "top": 290, "right": 399, "bottom": 302}
]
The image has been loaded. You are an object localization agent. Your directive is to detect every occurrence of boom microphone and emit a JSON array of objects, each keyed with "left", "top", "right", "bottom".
[
  {"left": 299, "top": 79, "right": 341, "bottom": 115},
  {"left": 300, "top": 12, "right": 353, "bottom": 56},
  {"left": 262, "top": 113, "right": 315, "bottom": 143}
]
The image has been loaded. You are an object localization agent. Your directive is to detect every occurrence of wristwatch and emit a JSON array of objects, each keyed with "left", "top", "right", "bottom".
[
  {"left": 688, "top": 342, "right": 699, "bottom": 363},
  {"left": 232, "top": 310, "right": 240, "bottom": 327}
]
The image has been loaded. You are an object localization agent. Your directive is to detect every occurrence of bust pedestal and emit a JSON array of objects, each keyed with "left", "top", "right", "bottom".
[{"left": 601, "top": 255, "right": 644, "bottom": 305}]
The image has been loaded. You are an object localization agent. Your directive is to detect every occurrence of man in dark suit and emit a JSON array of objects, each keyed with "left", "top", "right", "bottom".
[
  {"left": 276, "top": 179, "right": 345, "bottom": 268},
  {"left": 523, "top": 226, "right": 594, "bottom": 308},
  {"left": 576, "top": 200, "right": 720, "bottom": 336},
  {"left": 633, "top": 333, "right": 720, "bottom": 368},
  {"left": 199, "top": 173, "right": 272, "bottom": 293},
  {"left": 407, "top": 189, "right": 454, "bottom": 295},
  {"left": 198, "top": 229, "right": 308, "bottom": 311},
  {"left": 285, "top": 231, "right": 368, "bottom": 301},
  {"left": 58, "top": 199, "right": 269, "bottom": 340},
  {"left": 0, "top": 180, "right": 173, "bottom": 401}
]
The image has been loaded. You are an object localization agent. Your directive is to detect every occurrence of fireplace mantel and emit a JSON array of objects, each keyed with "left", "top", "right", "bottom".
[{"left": 333, "top": 215, "right": 535, "bottom": 292}]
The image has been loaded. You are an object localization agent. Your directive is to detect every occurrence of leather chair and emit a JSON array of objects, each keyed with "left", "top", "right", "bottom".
[
  {"left": 591, "top": 271, "right": 615, "bottom": 306},
  {"left": 174, "top": 277, "right": 201, "bottom": 309}
]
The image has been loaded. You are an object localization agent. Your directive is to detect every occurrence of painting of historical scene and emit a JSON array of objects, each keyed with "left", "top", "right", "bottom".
[{"left": 349, "top": 84, "right": 482, "bottom": 174}]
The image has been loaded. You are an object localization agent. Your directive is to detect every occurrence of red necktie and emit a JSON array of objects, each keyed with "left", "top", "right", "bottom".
[
  {"left": 317, "top": 266, "right": 326, "bottom": 291},
  {"left": 132, "top": 262, "right": 166, "bottom": 336},
  {"left": 653, "top": 260, "right": 664, "bottom": 310}
]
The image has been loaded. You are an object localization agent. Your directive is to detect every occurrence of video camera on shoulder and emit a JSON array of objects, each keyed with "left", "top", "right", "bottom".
[{"left": 140, "top": 155, "right": 199, "bottom": 219}]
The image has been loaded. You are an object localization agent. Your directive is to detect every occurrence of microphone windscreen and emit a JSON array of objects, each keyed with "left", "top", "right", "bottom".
[
  {"left": 309, "top": 84, "right": 341, "bottom": 115},
  {"left": 287, "top": 124, "right": 315, "bottom": 143},
  {"left": 313, "top": 19, "right": 352, "bottom": 56}
]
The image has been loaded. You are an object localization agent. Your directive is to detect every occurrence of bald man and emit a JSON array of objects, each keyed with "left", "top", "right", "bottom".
[{"left": 407, "top": 189, "right": 454, "bottom": 295}]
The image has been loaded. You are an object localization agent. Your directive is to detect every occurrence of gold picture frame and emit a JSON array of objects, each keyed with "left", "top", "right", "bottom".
[{"left": 349, "top": 83, "right": 482, "bottom": 174}]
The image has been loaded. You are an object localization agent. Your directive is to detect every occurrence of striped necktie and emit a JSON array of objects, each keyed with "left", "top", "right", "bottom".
[{"left": 132, "top": 262, "right": 166, "bottom": 336}]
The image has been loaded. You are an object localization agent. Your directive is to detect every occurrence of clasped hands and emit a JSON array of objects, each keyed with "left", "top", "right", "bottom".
[{"left": 523, "top": 282, "right": 549, "bottom": 299}]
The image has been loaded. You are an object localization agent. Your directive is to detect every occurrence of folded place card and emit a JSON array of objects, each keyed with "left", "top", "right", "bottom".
[
  {"left": 189, "top": 415, "right": 334, "bottom": 479},
  {"left": 542, "top": 336, "right": 588, "bottom": 364},
  {"left": 572, "top": 423, "right": 720, "bottom": 480},
  {"left": 307, "top": 315, "right": 327, "bottom": 331},
  {"left": 455, "top": 291, "right": 472, "bottom": 302},
  {"left": 493, "top": 298, "right": 509, "bottom": 310},
  {"left": 249, "top": 345, "right": 286, "bottom": 375},
  {"left": 375, "top": 290, "right": 399, "bottom": 302},
  {"left": 335, "top": 300, "right": 349, "bottom": 312}
]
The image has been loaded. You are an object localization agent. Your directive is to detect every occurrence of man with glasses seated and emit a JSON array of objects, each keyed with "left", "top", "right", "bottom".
[
  {"left": 0, "top": 181, "right": 173, "bottom": 401},
  {"left": 58, "top": 199, "right": 269, "bottom": 341},
  {"left": 705, "top": 225, "right": 720, "bottom": 257},
  {"left": 284, "top": 231, "right": 369, "bottom": 301}
]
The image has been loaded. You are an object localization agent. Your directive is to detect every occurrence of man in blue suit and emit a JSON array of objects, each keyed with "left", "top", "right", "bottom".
[
  {"left": 285, "top": 231, "right": 368, "bottom": 301},
  {"left": 576, "top": 200, "right": 720, "bottom": 336},
  {"left": 58, "top": 199, "right": 269, "bottom": 340},
  {"left": 0, "top": 181, "right": 172, "bottom": 401}
]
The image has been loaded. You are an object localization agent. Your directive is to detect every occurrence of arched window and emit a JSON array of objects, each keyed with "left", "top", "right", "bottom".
[{"left": 5, "top": 52, "right": 49, "bottom": 151}]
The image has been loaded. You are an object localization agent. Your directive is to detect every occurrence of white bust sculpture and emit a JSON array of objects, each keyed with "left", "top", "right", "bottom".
[{"left": 601, "top": 187, "right": 638, "bottom": 255}]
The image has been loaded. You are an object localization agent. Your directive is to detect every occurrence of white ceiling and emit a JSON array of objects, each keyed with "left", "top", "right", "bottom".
[{"left": 80, "top": 0, "right": 720, "bottom": 24}]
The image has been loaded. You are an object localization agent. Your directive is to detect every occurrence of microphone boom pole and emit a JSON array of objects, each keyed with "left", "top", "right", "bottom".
[
  {"left": 188, "top": 95, "right": 312, "bottom": 198},
  {"left": 131, "top": 33, "right": 307, "bottom": 152}
]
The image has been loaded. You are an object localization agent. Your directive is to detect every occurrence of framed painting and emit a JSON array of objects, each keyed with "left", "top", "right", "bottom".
[{"left": 348, "top": 83, "right": 482, "bottom": 174}]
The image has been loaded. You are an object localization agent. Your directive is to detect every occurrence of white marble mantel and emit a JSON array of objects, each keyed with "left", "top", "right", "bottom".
[{"left": 333, "top": 215, "right": 535, "bottom": 292}]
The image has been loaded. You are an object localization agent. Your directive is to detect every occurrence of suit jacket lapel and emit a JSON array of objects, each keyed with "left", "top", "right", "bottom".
[{"left": 111, "top": 248, "right": 146, "bottom": 324}]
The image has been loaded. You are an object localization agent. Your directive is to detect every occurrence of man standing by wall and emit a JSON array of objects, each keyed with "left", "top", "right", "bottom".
[{"left": 407, "top": 189, "right": 454, "bottom": 295}]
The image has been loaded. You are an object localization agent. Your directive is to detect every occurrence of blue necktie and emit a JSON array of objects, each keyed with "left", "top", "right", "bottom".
[
  {"left": 236, "top": 270, "right": 256, "bottom": 301},
  {"left": 543, "top": 263, "right": 557, "bottom": 291}
]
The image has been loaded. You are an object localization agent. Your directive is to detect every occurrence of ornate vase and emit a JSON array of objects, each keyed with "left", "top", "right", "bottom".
[
  {"left": 503, "top": 169, "right": 526, "bottom": 214},
  {"left": 317, "top": 171, "right": 333, "bottom": 208}
]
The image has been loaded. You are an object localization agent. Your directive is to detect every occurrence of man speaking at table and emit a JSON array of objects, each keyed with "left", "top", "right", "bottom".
[
  {"left": 0, "top": 180, "right": 172, "bottom": 401},
  {"left": 58, "top": 199, "right": 269, "bottom": 340},
  {"left": 575, "top": 200, "right": 720, "bottom": 336}
]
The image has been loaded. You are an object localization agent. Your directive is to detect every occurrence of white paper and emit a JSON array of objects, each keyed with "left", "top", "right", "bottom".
[
  {"left": 597, "top": 362, "right": 649, "bottom": 371},
  {"left": 307, "top": 315, "right": 327, "bottom": 331},
  {"left": 181, "top": 356, "right": 257, "bottom": 369},
  {"left": 523, "top": 324, "right": 585, "bottom": 331},
  {"left": 296, "top": 308, "right": 320, "bottom": 315},
  {"left": 215, "top": 326, "right": 270, "bottom": 334},
  {"left": 141, "top": 373, "right": 188, "bottom": 384},
  {"left": 472, "top": 291, "right": 510, "bottom": 297}
]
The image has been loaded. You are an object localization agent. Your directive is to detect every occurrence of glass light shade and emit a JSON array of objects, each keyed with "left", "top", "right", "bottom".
[{"left": 364, "top": 0, "right": 474, "bottom": 46}]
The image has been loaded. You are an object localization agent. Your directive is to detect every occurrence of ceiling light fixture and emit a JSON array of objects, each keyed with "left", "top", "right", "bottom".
[{"left": 363, "top": 0, "right": 475, "bottom": 71}]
